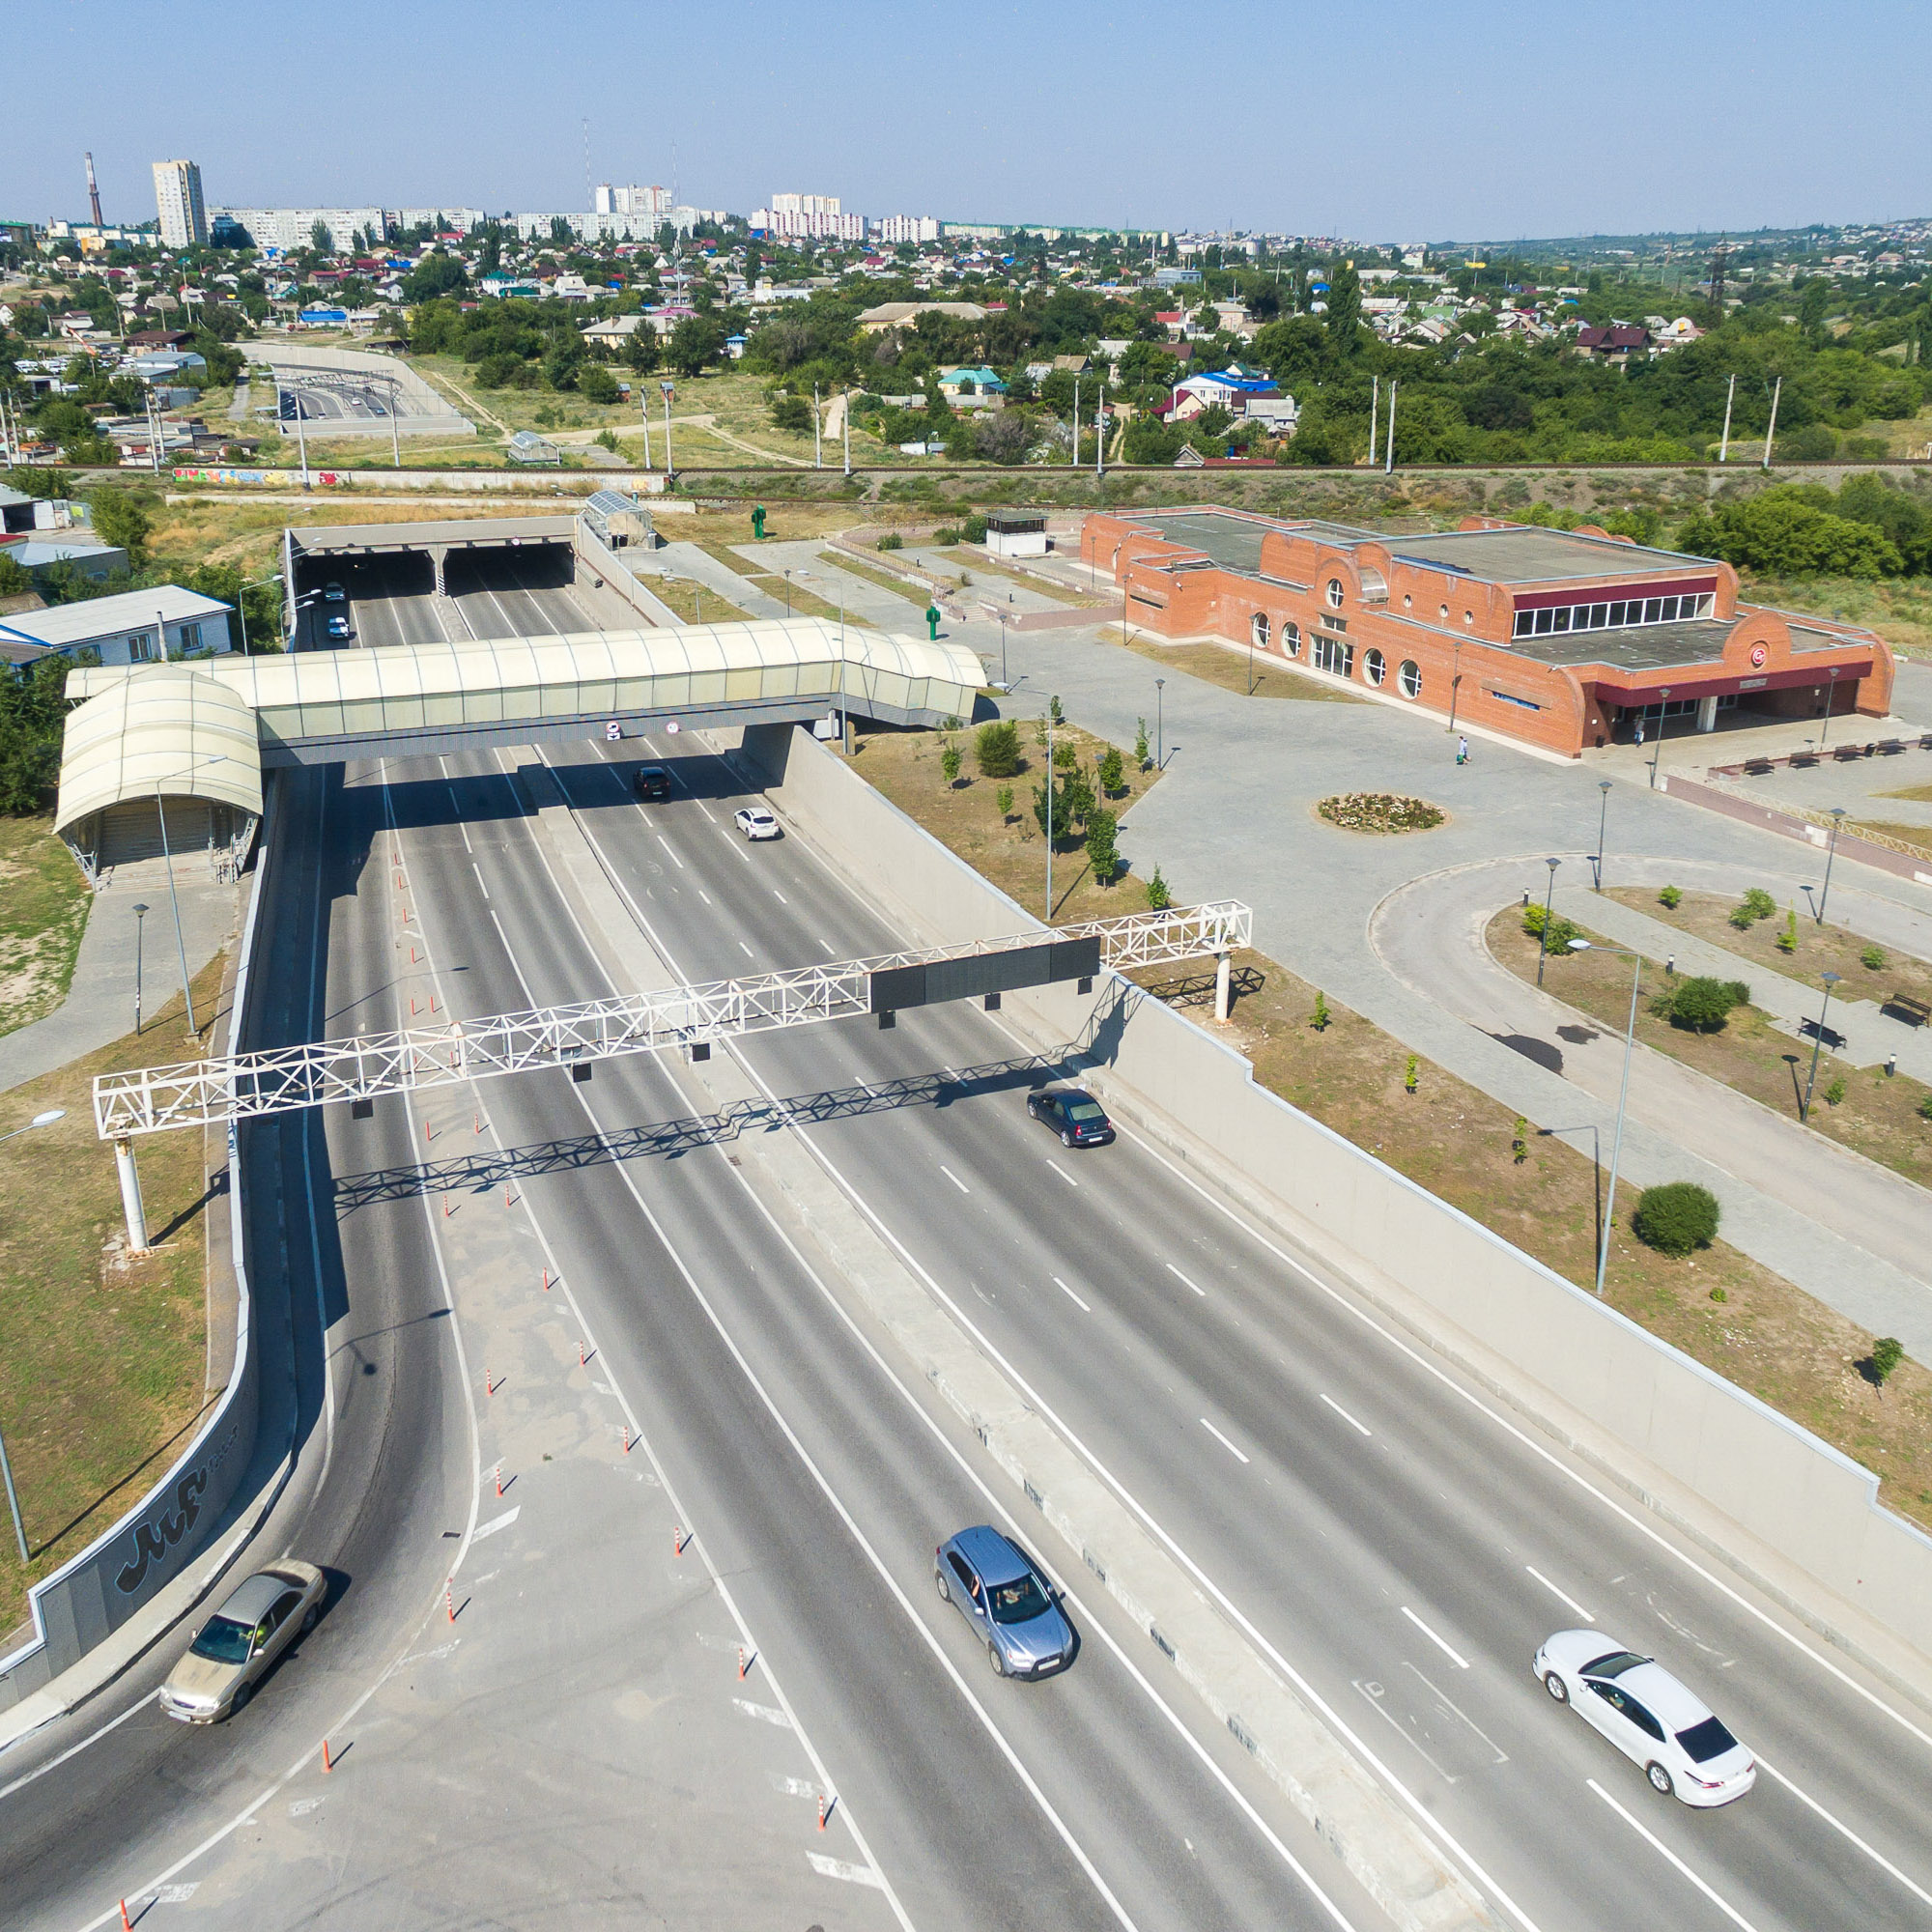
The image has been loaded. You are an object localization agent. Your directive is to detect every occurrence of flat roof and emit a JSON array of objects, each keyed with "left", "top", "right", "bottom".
[
  {"left": 1379, "top": 526, "right": 1716, "bottom": 585},
  {"left": 0, "top": 583, "right": 228, "bottom": 649},
  {"left": 1129, "top": 509, "right": 1274, "bottom": 572},
  {"left": 1500, "top": 614, "right": 1867, "bottom": 674}
]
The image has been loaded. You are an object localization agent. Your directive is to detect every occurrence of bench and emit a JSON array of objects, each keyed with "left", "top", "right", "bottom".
[{"left": 1882, "top": 993, "right": 1932, "bottom": 1029}]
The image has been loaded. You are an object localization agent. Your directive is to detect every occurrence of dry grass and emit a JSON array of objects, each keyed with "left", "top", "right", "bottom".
[
  {"left": 696, "top": 543, "right": 846, "bottom": 623},
  {"left": 1742, "top": 574, "right": 1932, "bottom": 659},
  {"left": 1854, "top": 820, "right": 1932, "bottom": 860},
  {"left": 0, "top": 952, "right": 227, "bottom": 1634},
  {"left": 816, "top": 549, "right": 925, "bottom": 606},
  {"left": 850, "top": 716, "right": 1166, "bottom": 923},
  {"left": 1109, "top": 629, "right": 1369, "bottom": 703},
  {"left": 954, "top": 550, "right": 1104, "bottom": 607},
  {"left": 637, "top": 571, "right": 753, "bottom": 626},
  {"left": 1876, "top": 781, "right": 1932, "bottom": 805},
  {"left": 1130, "top": 951, "right": 1932, "bottom": 1533},
  {"left": 1490, "top": 909, "right": 1932, "bottom": 1190},
  {"left": 0, "top": 817, "right": 91, "bottom": 1037}
]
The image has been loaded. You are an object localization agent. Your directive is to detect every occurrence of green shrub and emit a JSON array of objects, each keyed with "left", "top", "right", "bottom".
[
  {"left": 1084, "top": 808, "right": 1119, "bottom": 885},
  {"left": 1861, "top": 943, "right": 1887, "bottom": 971},
  {"left": 1776, "top": 909, "right": 1797, "bottom": 954},
  {"left": 1053, "top": 737, "right": 1077, "bottom": 768},
  {"left": 1521, "top": 902, "right": 1578, "bottom": 953},
  {"left": 1659, "top": 976, "right": 1749, "bottom": 1032},
  {"left": 1709, "top": 1286, "right": 1728, "bottom": 1303},
  {"left": 1632, "top": 1180, "right": 1720, "bottom": 1256},
  {"left": 1097, "top": 746, "right": 1124, "bottom": 795},
  {"left": 1049, "top": 694, "right": 1065, "bottom": 724},
  {"left": 1311, "top": 990, "right": 1331, "bottom": 1032},
  {"left": 961, "top": 512, "right": 988, "bottom": 543},
  {"left": 1145, "top": 864, "right": 1171, "bottom": 911},
  {"left": 994, "top": 784, "right": 1014, "bottom": 822},
  {"left": 1135, "top": 717, "right": 1151, "bottom": 769},
  {"left": 1512, "top": 1116, "right": 1528, "bottom": 1163},
  {"left": 1728, "top": 903, "right": 1755, "bottom": 930},
  {"left": 1404, "top": 1053, "right": 1418, "bottom": 1094},
  {"left": 1918, "top": 1092, "right": 1932, "bottom": 1122},
  {"left": 1824, "top": 1076, "right": 1847, "bottom": 1107},
  {"left": 1658, "top": 886, "right": 1683, "bottom": 910},
  {"left": 975, "top": 719, "right": 1021, "bottom": 778},
  {"left": 1870, "top": 1336, "right": 1905, "bottom": 1386},
  {"left": 1737, "top": 888, "right": 1776, "bottom": 923},
  {"left": 940, "top": 742, "right": 962, "bottom": 786},
  {"left": 876, "top": 532, "right": 903, "bottom": 552}
]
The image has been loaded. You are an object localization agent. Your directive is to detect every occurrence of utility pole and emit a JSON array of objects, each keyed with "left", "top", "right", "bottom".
[
  {"left": 812, "top": 384, "right": 822, "bottom": 468},
  {"left": 661, "top": 380, "right": 675, "bottom": 478},
  {"left": 1070, "top": 377, "right": 1079, "bottom": 468},
  {"left": 1095, "top": 383, "right": 1105, "bottom": 479},
  {"left": 1367, "top": 374, "right": 1378, "bottom": 467},
  {"left": 1762, "top": 375, "right": 1781, "bottom": 470},
  {"left": 1383, "top": 380, "right": 1397, "bottom": 474},
  {"left": 295, "top": 383, "right": 311, "bottom": 490},
  {"left": 842, "top": 387, "right": 850, "bottom": 475},
  {"left": 639, "top": 381, "right": 653, "bottom": 469},
  {"left": 1718, "top": 372, "right": 1735, "bottom": 464},
  {"left": 1044, "top": 711, "right": 1054, "bottom": 921},
  {"left": 388, "top": 374, "right": 401, "bottom": 468}
]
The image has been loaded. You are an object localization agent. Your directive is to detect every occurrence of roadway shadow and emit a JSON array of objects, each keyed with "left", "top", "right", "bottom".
[
  {"left": 1492, "top": 1033, "right": 1565, "bottom": 1074},
  {"left": 331, "top": 1055, "right": 1063, "bottom": 1209}
]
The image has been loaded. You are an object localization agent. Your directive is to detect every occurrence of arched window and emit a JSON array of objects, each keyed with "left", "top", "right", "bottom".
[
  {"left": 1325, "top": 579, "right": 1346, "bottom": 610},
  {"left": 1399, "top": 659, "right": 1422, "bottom": 699},
  {"left": 1281, "top": 620, "right": 1301, "bottom": 658},
  {"left": 1364, "top": 648, "right": 1386, "bottom": 687},
  {"left": 1438, "top": 603, "right": 1450, "bottom": 621},
  {"left": 1463, "top": 609, "right": 1475, "bottom": 627},
  {"left": 1251, "top": 611, "right": 1269, "bottom": 649}
]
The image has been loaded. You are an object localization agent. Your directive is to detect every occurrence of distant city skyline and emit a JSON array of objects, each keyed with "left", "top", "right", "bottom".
[{"left": 14, "top": 0, "right": 1930, "bottom": 242}]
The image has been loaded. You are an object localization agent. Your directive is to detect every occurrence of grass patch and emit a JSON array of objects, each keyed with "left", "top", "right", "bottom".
[
  {"left": 636, "top": 569, "right": 753, "bottom": 626},
  {"left": 1490, "top": 909, "right": 1932, "bottom": 1191},
  {"left": 1876, "top": 781, "right": 1932, "bottom": 804},
  {"left": 1611, "top": 886, "right": 1932, "bottom": 1006},
  {"left": 0, "top": 817, "right": 91, "bottom": 1037},
  {"left": 849, "top": 713, "right": 1165, "bottom": 923},
  {"left": 1853, "top": 820, "right": 1932, "bottom": 860},
  {"left": 955, "top": 549, "right": 1103, "bottom": 607},
  {"left": 1108, "top": 629, "right": 1368, "bottom": 702},
  {"left": 1130, "top": 951, "right": 1932, "bottom": 1532},
  {"left": 816, "top": 549, "right": 925, "bottom": 605},
  {"left": 0, "top": 951, "right": 227, "bottom": 1634},
  {"left": 696, "top": 543, "right": 846, "bottom": 623}
]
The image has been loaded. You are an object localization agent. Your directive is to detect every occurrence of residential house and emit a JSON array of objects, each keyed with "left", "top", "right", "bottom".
[
  {"left": 1574, "top": 324, "right": 1651, "bottom": 363},
  {"left": 936, "top": 365, "right": 1008, "bottom": 406},
  {"left": 0, "top": 582, "right": 230, "bottom": 663}
]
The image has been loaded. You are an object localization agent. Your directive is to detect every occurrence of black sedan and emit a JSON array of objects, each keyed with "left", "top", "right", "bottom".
[{"left": 1026, "top": 1086, "right": 1114, "bottom": 1148}]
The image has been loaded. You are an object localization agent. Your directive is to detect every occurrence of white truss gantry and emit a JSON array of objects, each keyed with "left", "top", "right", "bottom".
[{"left": 95, "top": 901, "right": 1250, "bottom": 1139}]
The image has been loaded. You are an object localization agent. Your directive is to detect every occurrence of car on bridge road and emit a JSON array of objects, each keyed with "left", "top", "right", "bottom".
[
  {"left": 734, "top": 807, "right": 781, "bottom": 840},
  {"left": 325, "top": 614, "right": 353, "bottom": 639},
  {"left": 936, "top": 1527, "right": 1073, "bottom": 1679},
  {"left": 1534, "top": 1630, "right": 1755, "bottom": 1805},
  {"left": 161, "top": 1561, "right": 327, "bottom": 1723},
  {"left": 322, "top": 582, "right": 346, "bottom": 602},
  {"left": 634, "top": 764, "right": 671, "bottom": 801},
  {"left": 1026, "top": 1086, "right": 1115, "bottom": 1148}
]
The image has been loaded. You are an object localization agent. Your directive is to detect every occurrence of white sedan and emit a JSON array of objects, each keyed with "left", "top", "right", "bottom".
[
  {"left": 734, "top": 808, "right": 781, "bottom": 841},
  {"left": 1534, "top": 1630, "right": 1755, "bottom": 1805}
]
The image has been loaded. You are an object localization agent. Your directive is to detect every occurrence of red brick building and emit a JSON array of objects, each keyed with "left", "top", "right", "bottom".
[{"left": 1080, "top": 507, "right": 1894, "bottom": 758}]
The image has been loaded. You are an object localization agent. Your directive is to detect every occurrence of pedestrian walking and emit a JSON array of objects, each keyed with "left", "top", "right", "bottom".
[
  {"left": 1456, "top": 734, "right": 1468, "bottom": 766},
  {"left": 1634, "top": 718, "right": 1644, "bottom": 747}
]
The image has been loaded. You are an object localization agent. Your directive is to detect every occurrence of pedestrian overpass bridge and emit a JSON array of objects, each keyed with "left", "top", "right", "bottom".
[{"left": 53, "top": 616, "right": 986, "bottom": 884}]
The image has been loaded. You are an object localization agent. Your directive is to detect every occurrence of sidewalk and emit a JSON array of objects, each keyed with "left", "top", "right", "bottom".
[
  {"left": 1553, "top": 885, "right": 1932, "bottom": 1079},
  {"left": 0, "top": 867, "right": 238, "bottom": 1094}
]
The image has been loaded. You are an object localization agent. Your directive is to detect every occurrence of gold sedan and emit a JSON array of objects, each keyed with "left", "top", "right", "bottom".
[{"left": 160, "top": 1561, "right": 327, "bottom": 1723}]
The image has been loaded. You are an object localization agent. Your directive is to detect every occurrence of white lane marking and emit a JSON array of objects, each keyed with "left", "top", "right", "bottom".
[
  {"left": 739, "top": 940, "right": 754, "bottom": 959},
  {"left": 809, "top": 1852, "right": 886, "bottom": 1889},
  {"left": 774, "top": 890, "right": 788, "bottom": 904},
  {"left": 472, "top": 1506, "right": 520, "bottom": 1543},
  {"left": 1103, "top": 1113, "right": 1932, "bottom": 1759},
  {"left": 1165, "top": 1263, "right": 1206, "bottom": 1297},
  {"left": 732, "top": 1698, "right": 791, "bottom": 1728},
  {"left": 1525, "top": 1566, "right": 1594, "bottom": 1624},
  {"left": 1201, "top": 1418, "right": 1251, "bottom": 1464},
  {"left": 656, "top": 833, "right": 685, "bottom": 869},
  {"left": 773, "top": 1774, "right": 818, "bottom": 1798},
  {"left": 940, "top": 1164, "right": 970, "bottom": 1194},
  {"left": 1053, "top": 1276, "right": 1091, "bottom": 1312},
  {"left": 1320, "top": 1393, "right": 1372, "bottom": 1437},
  {"left": 698, "top": 890, "right": 712, "bottom": 906},
  {"left": 1756, "top": 1755, "right": 1932, "bottom": 1907},
  {"left": 1588, "top": 1778, "right": 1761, "bottom": 1932},
  {"left": 471, "top": 861, "right": 489, "bottom": 900},
  {"left": 0, "top": 1690, "right": 156, "bottom": 1801},
  {"left": 551, "top": 741, "right": 1354, "bottom": 1930},
  {"left": 487, "top": 910, "right": 542, "bottom": 1009},
  {"left": 1047, "top": 1162, "right": 1078, "bottom": 1188},
  {"left": 1402, "top": 1605, "right": 1470, "bottom": 1670}
]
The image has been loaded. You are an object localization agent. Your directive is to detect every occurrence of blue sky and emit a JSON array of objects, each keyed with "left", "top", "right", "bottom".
[{"left": 14, "top": 0, "right": 1929, "bottom": 242}]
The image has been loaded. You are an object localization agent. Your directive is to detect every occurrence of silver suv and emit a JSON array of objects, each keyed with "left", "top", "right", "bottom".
[{"left": 936, "top": 1526, "right": 1074, "bottom": 1678}]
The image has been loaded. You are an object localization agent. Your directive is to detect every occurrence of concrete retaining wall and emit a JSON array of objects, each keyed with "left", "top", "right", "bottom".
[
  {"left": 0, "top": 793, "right": 274, "bottom": 1708},
  {"left": 571, "top": 524, "right": 682, "bottom": 628},
  {"left": 732, "top": 722, "right": 1932, "bottom": 1675}
]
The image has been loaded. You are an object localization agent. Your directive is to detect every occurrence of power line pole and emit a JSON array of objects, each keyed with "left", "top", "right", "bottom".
[
  {"left": 1718, "top": 372, "right": 1736, "bottom": 464},
  {"left": 1762, "top": 375, "right": 1781, "bottom": 470}
]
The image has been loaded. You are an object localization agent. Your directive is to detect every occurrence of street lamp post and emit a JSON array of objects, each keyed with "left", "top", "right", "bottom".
[
  {"left": 1819, "top": 666, "right": 1840, "bottom": 753},
  {"left": 660, "top": 380, "right": 675, "bottom": 478},
  {"left": 1648, "top": 687, "right": 1671, "bottom": 788},
  {"left": 1801, "top": 972, "right": 1844, "bottom": 1122},
  {"left": 132, "top": 901, "right": 150, "bottom": 1034},
  {"left": 0, "top": 1108, "right": 66, "bottom": 1562},
  {"left": 1538, "top": 1123, "right": 1603, "bottom": 1273},
  {"left": 1566, "top": 938, "right": 1641, "bottom": 1297},
  {"left": 1593, "top": 780, "right": 1611, "bottom": 892},
  {"left": 1815, "top": 806, "right": 1848, "bottom": 924},
  {"left": 1445, "top": 639, "right": 1463, "bottom": 734},
  {"left": 1154, "top": 678, "right": 1166, "bottom": 773},
  {"left": 1044, "top": 709, "right": 1054, "bottom": 922},
  {"left": 1536, "top": 857, "right": 1560, "bottom": 985}
]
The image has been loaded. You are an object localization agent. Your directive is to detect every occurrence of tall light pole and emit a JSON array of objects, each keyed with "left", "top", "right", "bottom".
[
  {"left": 1094, "top": 383, "right": 1105, "bottom": 479},
  {"left": 386, "top": 373, "right": 401, "bottom": 468},
  {"left": 1044, "top": 708, "right": 1054, "bottom": 921},
  {"left": 1566, "top": 938, "right": 1640, "bottom": 1297},
  {"left": 1815, "top": 806, "right": 1848, "bottom": 925},
  {"left": 0, "top": 1109, "right": 67, "bottom": 1563},
  {"left": 132, "top": 901, "right": 150, "bottom": 1034},
  {"left": 812, "top": 383, "right": 822, "bottom": 468},
  {"left": 1445, "top": 638, "right": 1463, "bottom": 735},
  {"left": 660, "top": 379, "right": 675, "bottom": 478},
  {"left": 1593, "top": 779, "right": 1612, "bottom": 891},
  {"left": 638, "top": 377, "right": 653, "bottom": 469},
  {"left": 1801, "top": 972, "right": 1844, "bottom": 1122},
  {"left": 1536, "top": 857, "right": 1560, "bottom": 985},
  {"left": 1648, "top": 686, "right": 1670, "bottom": 788},
  {"left": 1154, "top": 677, "right": 1165, "bottom": 772},
  {"left": 1070, "top": 377, "right": 1079, "bottom": 469}
]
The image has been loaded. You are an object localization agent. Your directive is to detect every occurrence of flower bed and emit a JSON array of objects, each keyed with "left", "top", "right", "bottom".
[{"left": 1317, "top": 792, "right": 1445, "bottom": 834}]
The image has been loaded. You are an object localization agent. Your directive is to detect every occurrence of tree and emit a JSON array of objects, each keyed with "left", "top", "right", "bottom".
[
  {"left": 578, "top": 363, "right": 620, "bottom": 405},
  {"left": 1869, "top": 1337, "right": 1905, "bottom": 1387},
  {"left": 310, "top": 219, "right": 333, "bottom": 255},
  {"left": 622, "top": 329, "right": 661, "bottom": 375},
  {"left": 1676, "top": 492, "right": 1901, "bottom": 579},
  {"left": 1084, "top": 807, "right": 1119, "bottom": 885},
  {"left": 1096, "top": 745, "right": 1124, "bottom": 795},
  {"left": 940, "top": 741, "right": 962, "bottom": 786},
  {"left": 1632, "top": 1181, "right": 1720, "bottom": 1256},
  {"left": 667, "top": 316, "right": 724, "bottom": 376},
  {"left": 769, "top": 391, "right": 813, "bottom": 432},
  {"left": 1657, "top": 976, "right": 1749, "bottom": 1032},
  {"left": 403, "top": 252, "right": 468, "bottom": 303},
  {"left": 1322, "top": 262, "right": 1362, "bottom": 351},
  {"left": 86, "top": 489, "right": 154, "bottom": 568},
  {"left": 976, "top": 719, "right": 1021, "bottom": 777},
  {"left": 974, "top": 410, "right": 1034, "bottom": 465},
  {"left": 1144, "top": 863, "right": 1171, "bottom": 911}
]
